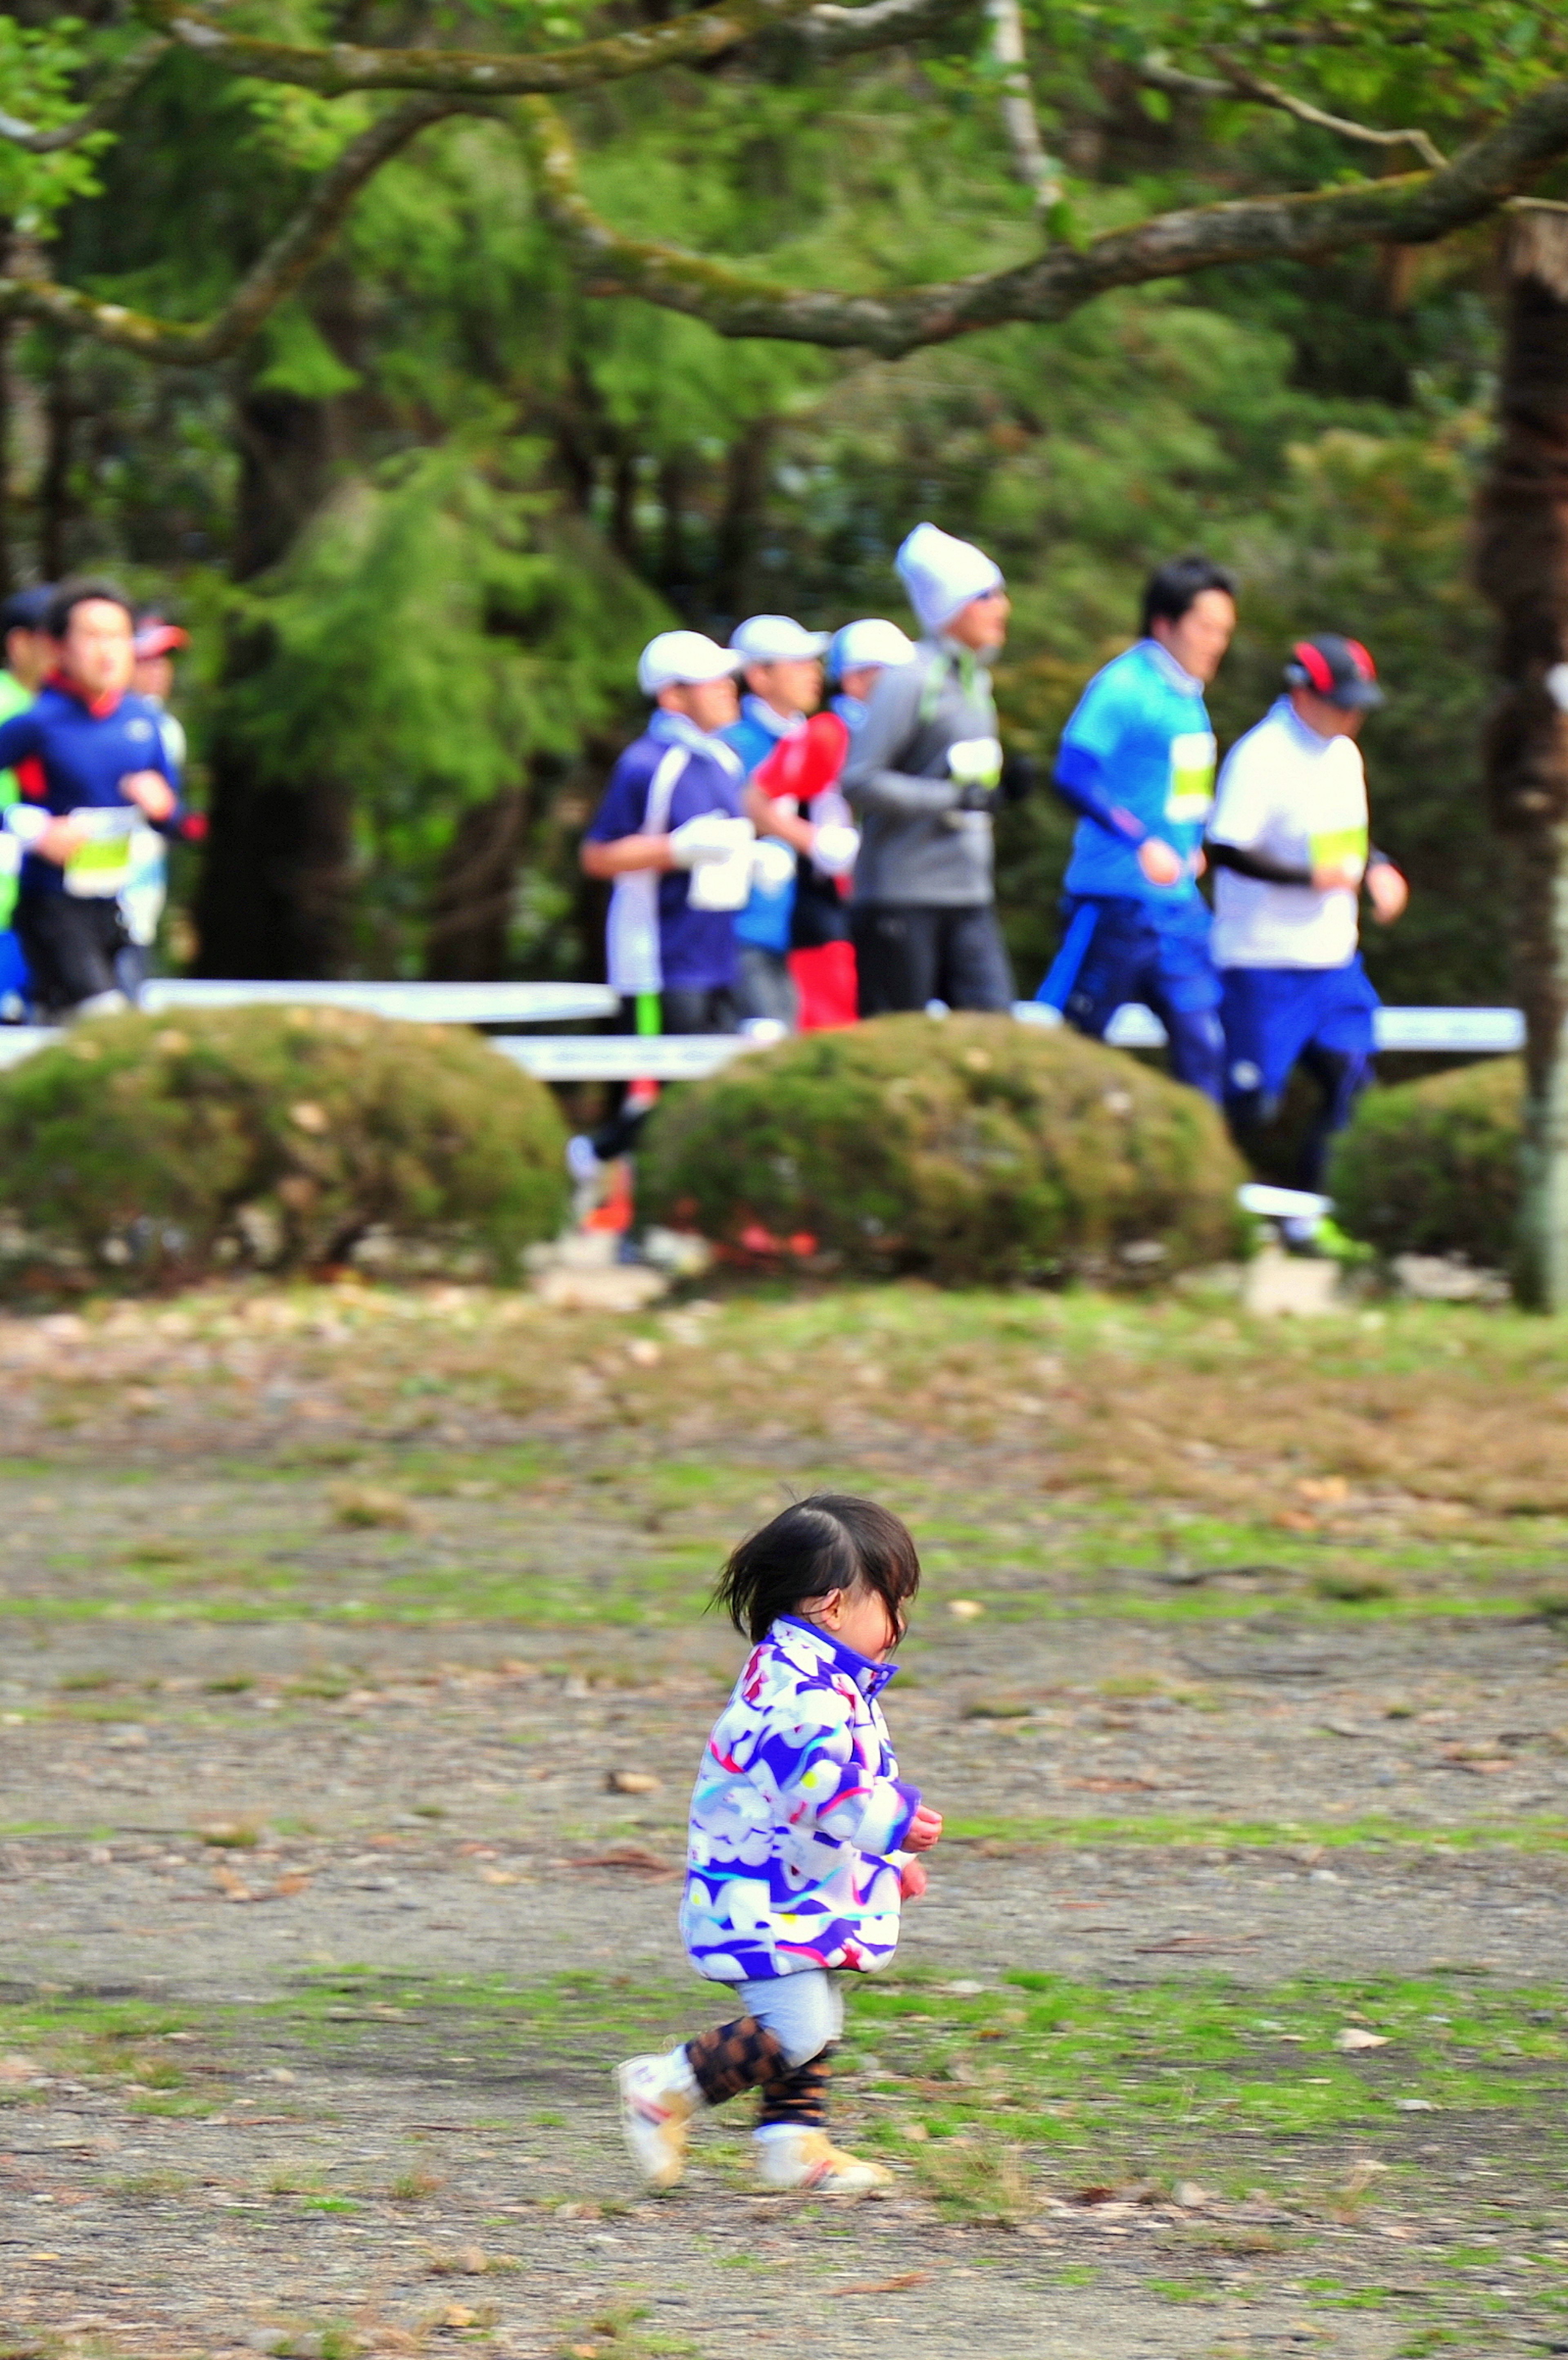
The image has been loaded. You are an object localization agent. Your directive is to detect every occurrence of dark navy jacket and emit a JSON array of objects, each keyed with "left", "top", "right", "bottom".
[{"left": 0, "top": 679, "right": 182, "bottom": 899}]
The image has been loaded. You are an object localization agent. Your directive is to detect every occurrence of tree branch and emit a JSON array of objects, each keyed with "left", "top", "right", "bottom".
[
  {"left": 8, "top": 54, "right": 1567, "bottom": 374},
  {"left": 0, "top": 35, "right": 172, "bottom": 153},
  {"left": 522, "top": 75, "right": 1568, "bottom": 356},
  {"left": 800, "top": 0, "right": 978, "bottom": 58},
  {"left": 131, "top": 0, "right": 853, "bottom": 96},
  {"left": 0, "top": 94, "right": 463, "bottom": 362},
  {"left": 1138, "top": 56, "right": 1446, "bottom": 170},
  {"left": 984, "top": 0, "right": 1060, "bottom": 214}
]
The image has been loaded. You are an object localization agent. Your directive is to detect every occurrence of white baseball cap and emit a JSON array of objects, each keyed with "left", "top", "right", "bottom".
[
  {"left": 829, "top": 618, "right": 917, "bottom": 676},
  {"left": 729, "top": 614, "right": 830, "bottom": 663},
  {"left": 637, "top": 630, "right": 743, "bottom": 695}
]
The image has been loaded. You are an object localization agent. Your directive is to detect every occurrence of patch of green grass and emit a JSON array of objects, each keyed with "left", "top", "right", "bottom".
[
  {"left": 943, "top": 1813, "right": 1568, "bottom": 1853},
  {"left": 0, "top": 1990, "right": 203, "bottom": 2097},
  {"left": 555, "top": 2303, "right": 696, "bottom": 2359},
  {"left": 913, "top": 2133, "right": 1035, "bottom": 2223}
]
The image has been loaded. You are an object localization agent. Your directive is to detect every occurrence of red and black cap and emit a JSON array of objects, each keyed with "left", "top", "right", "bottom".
[{"left": 1283, "top": 633, "right": 1384, "bottom": 710}]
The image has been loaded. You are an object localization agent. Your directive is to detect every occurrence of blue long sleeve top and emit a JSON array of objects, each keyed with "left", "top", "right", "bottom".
[{"left": 0, "top": 679, "right": 182, "bottom": 899}]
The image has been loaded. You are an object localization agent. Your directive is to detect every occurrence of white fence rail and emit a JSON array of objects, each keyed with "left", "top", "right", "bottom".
[
  {"left": 0, "top": 991, "right": 1530, "bottom": 1081},
  {"left": 139, "top": 978, "right": 618, "bottom": 1025}
]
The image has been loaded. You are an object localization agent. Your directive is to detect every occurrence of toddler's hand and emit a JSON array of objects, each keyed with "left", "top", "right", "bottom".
[
  {"left": 905, "top": 1803, "right": 943, "bottom": 1854},
  {"left": 898, "top": 1858, "right": 928, "bottom": 1900}
]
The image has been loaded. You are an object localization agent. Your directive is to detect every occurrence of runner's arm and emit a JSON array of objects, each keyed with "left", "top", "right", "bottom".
[
  {"left": 0, "top": 713, "right": 40, "bottom": 776},
  {"left": 1051, "top": 741, "right": 1148, "bottom": 842},
  {"left": 841, "top": 662, "right": 960, "bottom": 818},
  {"left": 581, "top": 834, "right": 673, "bottom": 878}
]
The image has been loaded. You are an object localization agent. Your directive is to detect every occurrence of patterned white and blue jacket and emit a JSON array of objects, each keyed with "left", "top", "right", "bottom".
[{"left": 680, "top": 1615, "right": 921, "bottom": 1984}]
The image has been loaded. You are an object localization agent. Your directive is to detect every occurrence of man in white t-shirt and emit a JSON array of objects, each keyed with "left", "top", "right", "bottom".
[{"left": 1207, "top": 634, "right": 1409, "bottom": 1193}]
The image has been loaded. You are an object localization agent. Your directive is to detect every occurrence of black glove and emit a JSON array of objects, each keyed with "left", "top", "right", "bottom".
[
  {"left": 953, "top": 779, "right": 999, "bottom": 813},
  {"left": 999, "top": 752, "right": 1036, "bottom": 805}
]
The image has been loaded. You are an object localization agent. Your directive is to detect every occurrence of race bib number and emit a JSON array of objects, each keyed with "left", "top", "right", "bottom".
[
  {"left": 1308, "top": 825, "right": 1369, "bottom": 875},
  {"left": 65, "top": 835, "right": 134, "bottom": 899},
  {"left": 1165, "top": 730, "right": 1216, "bottom": 824}
]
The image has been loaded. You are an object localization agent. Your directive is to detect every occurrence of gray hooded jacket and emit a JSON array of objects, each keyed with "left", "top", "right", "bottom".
[{"left": 840, "top": 638, "right": 999, "bottom": 906}]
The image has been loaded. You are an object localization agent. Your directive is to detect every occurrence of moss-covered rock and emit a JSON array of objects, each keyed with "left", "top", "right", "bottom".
[
  {"left": 639, "top": 1012, "right": 1246, "bottom": 1286},
  {"left": 1329, "top": 1055, "right": 1520, "bottom": 1269},
  {"left": 0, "top": 1004, "right": 568, "bottom": 1288}
]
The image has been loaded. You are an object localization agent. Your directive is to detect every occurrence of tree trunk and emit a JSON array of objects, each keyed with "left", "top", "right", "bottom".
[
  {"left": 194, "top": 618, "right": 354, "bottom": 978},
  {"left": 1477, "top": 209, "right": 1568, "bottom": 1308},
  {"left": 39, "top": 339, "right": 73, "bottom": 581},
  {"left": 0, "top": 321, "right": 12, "bottom": 601},
  {"left": 231, "top": 385, "right": 335, "bottom": 581},
  {"left": 424, "top": 786, "right": 529, "bottom": 979},
  {"left": 712, "top": 417, "right": 774, "bottom": 627}
]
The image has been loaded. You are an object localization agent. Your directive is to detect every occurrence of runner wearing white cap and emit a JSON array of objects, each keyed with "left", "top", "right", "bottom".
[
  {"left": 829, "top": 619, "right": 916, "bottom": 731},
  {"left": 840, "top": 527, "right": 1020, "bottom": 1015},
  {"left": 581, "top": 630, "right": 753, "bottom": 1033},
  {"left": 572, "top": 631, "right": 753, "bottom": 1176},
  {"left": 721, "top": 614, "right": 831, "bottom": 1030}
]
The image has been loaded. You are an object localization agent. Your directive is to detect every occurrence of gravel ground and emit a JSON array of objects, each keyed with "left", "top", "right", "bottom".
[{"left": 2, "top": 1298, "right": 1567, "bottom": 2360}]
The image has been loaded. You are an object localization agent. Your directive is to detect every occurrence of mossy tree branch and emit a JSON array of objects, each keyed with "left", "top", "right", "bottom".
[
  {"left": 521, "top": 78, "right": 1568, "bottom": 356},
  {"left": 127, "top": 0, "right": 890, "bottom": 97},
  {"left": 1139, "top": 55, "right": 1447, "bottom": 170},
  {"left": 0, "top": 94, "right": 463, "bottom": 362}
]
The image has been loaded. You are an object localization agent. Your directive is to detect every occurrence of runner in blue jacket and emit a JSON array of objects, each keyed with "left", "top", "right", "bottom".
[
  {"left": 0, "top": 580, "right": 181, "bottom": 1015},
  {"left": 1048, "top": 555, "right": 1236, "bottom": 1101}
]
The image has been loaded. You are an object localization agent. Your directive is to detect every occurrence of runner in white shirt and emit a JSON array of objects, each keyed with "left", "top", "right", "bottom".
[{"left": 1206, "top": 635, "right": 1408, "bottom": 1200}]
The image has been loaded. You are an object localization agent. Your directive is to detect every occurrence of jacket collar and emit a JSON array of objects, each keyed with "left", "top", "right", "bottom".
[
  {"left": 740, "top": 693, "right": 803, "bottom": 741},
  {"left": 46, "top": 669, "right": 123, "bottom": 720},
  {"left": 1138, "top": 637, "right": 1205, "bottom": 697},
  {"left": 1272, "top": 692, "right": 1337, "bottom": 751},
  {"left": 647, "top": 708, "right": 744, "bottom": 776},
  {"left": 773, "top": 1614, "right": 898, "bottom": 1698}
]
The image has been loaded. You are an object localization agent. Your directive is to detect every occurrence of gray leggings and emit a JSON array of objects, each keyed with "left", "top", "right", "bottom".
[{"left": 735, "top": 1968, "right": 845, "bottom": 2068}]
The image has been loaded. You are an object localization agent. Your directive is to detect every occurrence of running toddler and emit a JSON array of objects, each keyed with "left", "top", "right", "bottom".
[{"left": 618, "top": 1494, "right": 941, "bottom": 2195}]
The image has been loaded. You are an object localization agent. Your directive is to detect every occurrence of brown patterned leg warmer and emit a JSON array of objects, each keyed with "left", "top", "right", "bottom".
[
  {"left": 684, "top": 2016, "right": 789, "bottom": 2108},
  {"left": 757, "top": 2043, "right": 833, "bottom": 2130}
]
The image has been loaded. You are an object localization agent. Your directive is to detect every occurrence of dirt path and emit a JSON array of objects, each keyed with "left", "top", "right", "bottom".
[{"left": 2, "top": 1286, "right": 1568, "bottom": 2360}]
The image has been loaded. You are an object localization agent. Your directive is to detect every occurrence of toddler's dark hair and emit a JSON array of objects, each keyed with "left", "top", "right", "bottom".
[{"left": 713, "top": 1493, "right": 921, "bottom": 1644}]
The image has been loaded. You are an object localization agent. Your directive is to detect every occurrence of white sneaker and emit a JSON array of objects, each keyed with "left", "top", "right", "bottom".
[
  {"left": 617, "top": 2050, "right": 700, "bottom": 2191},
  {"left": 753, "top": 2126, "right": 893, "bottom": 2195}
]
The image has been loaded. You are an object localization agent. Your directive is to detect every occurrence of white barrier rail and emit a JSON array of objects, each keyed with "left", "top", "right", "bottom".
[
  {"left": 1019, "top": 1001, "right": 1528, "bottom": 1054},
  {"left": 496, "top": 1034, "right": 762, "bottom": 1082},
  {"left": 0, "top": 995, "right": 1530, "bottom": 1081},
  {"left": 139, "top": 978, "right": 618, "bottom": 1025}
]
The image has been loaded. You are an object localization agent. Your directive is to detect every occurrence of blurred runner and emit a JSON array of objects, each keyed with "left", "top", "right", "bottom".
[
  {"left": 572, "top": 629, "right": 748, "bottom": 1176},
  {"left": 0, "top": 585, "right": 55, "bottom": 1017},
  {"left": 1047, "top": 554, "right": 1236, "bottom": 1101},
  {"left": 132, "top": 610, "right": 189, "bottom": 770},
  {"left": 842, "top": 525, "right": 1019, "bottom": 1015},
  {"left": 722, "top": 615, "right": 830, "bottom": 1031},
  {"left": 125, "top": 610, "right": 192, "bottom": 962},
  {"left": 1208, "top": 633, "right": 1408, "bottom": 1209},
  {"left": 780, "top": 619, "right": 915, "bottom": 1029},
  {"left": 0, "top": 580, "right": 180, "bottom": 1017}
]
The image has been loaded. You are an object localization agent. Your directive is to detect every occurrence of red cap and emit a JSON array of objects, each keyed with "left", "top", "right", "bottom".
[{"left": 134, "top": 621, "right": 189, "bottom": 660}]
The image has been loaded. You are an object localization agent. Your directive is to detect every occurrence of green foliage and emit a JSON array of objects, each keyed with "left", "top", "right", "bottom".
[
  {"left": 638, "top": 1011, "right": 1245, "bottom": 1285},
  {"left": 1329, "top": 1054, "right": 1521, "bottom": 1268},
  {"left": 207, "top": 444, "right": 667, "bottom": 968},
  {"left": 1, "top": 0, "right": 1535, "bottom": 1000},
  {"left": 0, "top": 1004, "right": 568, "bottom": 1288},
  {"left": 0, "top": 16, "right": 115, "bottom": 231}
]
